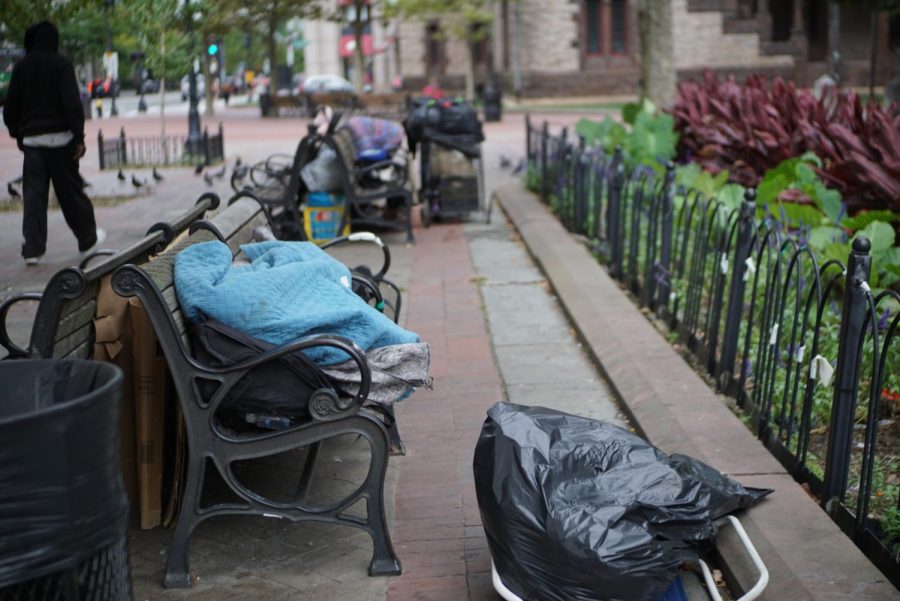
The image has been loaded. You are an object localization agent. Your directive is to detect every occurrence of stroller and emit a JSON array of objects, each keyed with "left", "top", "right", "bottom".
[{"left": 405, "top": 98, "right": 490, "bottom": 226}]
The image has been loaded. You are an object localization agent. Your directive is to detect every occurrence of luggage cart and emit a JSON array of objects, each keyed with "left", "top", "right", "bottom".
[
  {"left": 418, "top": 134, "right": 490, "bottom": 226},
  {"left": 491, "top": 515, "right": 769, "bottom": 601}
]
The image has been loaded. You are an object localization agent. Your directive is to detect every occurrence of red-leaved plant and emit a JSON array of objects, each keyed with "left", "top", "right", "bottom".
[{"left": 672, "top": 70, "right": 900, "bottom": 213}]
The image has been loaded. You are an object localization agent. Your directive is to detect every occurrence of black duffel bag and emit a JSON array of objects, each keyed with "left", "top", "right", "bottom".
[{"left": 191, "top": 319, "right": 337, "bottom": 424}]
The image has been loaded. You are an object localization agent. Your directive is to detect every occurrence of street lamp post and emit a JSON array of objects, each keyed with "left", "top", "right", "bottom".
[
  {"left": 184, "top": 1, "right": 203, "bottom": 157},
  {"left": 104, "top": 0, "right": 119, "bottom": 117}
]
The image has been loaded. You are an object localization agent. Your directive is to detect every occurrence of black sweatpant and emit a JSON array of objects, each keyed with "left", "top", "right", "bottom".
[{"left": 22, "top": 143, "right": 97, "bottom": 258}]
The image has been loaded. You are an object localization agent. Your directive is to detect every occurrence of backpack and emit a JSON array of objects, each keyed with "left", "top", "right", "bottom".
[{"left": 191, "top": 319, "right": 338, "bottom": 424}]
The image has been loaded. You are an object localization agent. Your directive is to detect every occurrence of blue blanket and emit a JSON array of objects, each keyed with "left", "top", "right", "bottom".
[{"left": 174, "top": 240, "right": 419, "bottom": 365}]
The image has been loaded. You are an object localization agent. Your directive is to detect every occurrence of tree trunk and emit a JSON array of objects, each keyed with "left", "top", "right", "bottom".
[
  {"left": 159, "top": 32, "right": 167, "bottom": 164},
  {"left": 637, "top": 0, "right": 676, "bottom": 108},
  {"left": 267, "top": 12, "right": 278, "bottom": 97},
  {"left": 465, "top": 41, "right": 476, "bottom": 101},
  {"left": 352, "top": 6, "right": 365, "bottom": 93}
]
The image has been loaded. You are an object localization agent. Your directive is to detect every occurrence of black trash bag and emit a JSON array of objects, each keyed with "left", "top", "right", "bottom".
[
  {"left": 404, "top": 99, "right": 484, "bottom": 156},
  {"left": 473, "top": 403, "right": 771, "bottom": 601}
]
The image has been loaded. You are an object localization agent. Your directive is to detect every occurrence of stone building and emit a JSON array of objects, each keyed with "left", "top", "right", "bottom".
[{"left": 302, "top": 1, "right": 898, "bottom": 96}]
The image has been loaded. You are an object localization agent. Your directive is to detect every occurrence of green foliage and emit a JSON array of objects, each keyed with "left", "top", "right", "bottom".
[
  {"left": 841, "top": 210, "right": 900, "bottom": 231},
  {"left": 576, "top": 99, "right": 677, "bottom": 166},
  {"left": 756, "top": 152, "right": 842, "bottom": 227},
  {"left": 575, "top": 117, "right": 627, "bottom": 153},
  {"left": 121, "top": 0, "right": 190, "bottom": 86},
  {"left": 675, "top": 162, "right": 729, "bottom": 198},
  {"left": 883, "top": 506, "right": 900, "bottom": 559}
]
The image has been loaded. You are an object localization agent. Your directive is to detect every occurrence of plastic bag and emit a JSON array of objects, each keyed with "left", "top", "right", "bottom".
[
  {"left": 473, "top": 403, "right": 771, "bottom": 601},
  {"left": 300, "top": 145, "right": 342, "bottom": 193}
]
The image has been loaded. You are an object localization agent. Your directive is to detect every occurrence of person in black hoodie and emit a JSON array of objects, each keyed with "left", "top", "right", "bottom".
[{"left": 3, "top": 21, "right": 103, "bottom": 265}]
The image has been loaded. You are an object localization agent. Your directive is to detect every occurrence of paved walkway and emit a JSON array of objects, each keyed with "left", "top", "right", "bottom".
[{"left": 0, "top": 111, "right": 631, "bottom": 600}]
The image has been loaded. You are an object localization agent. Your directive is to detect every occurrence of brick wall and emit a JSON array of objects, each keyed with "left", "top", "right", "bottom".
[
  {"left": 672, "top": 0, "right": 794, "bottom": 70},
  {"left": 519, "top": 0, "right": 580, "bottom": 72}
]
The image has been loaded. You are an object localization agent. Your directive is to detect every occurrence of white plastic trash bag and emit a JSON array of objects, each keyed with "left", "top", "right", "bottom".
[{"left": 301, "top": 146, "right": 342, "bottom": 193}]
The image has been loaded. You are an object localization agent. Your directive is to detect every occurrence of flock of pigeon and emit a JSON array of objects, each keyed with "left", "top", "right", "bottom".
[{"left": 4, "top": 157, "right": 242, "bottom": 200}]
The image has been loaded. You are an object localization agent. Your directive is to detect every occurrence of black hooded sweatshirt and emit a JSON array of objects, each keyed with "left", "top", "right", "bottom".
[{"left": 3, "top": 22, "right": 85, "bottom": 145}]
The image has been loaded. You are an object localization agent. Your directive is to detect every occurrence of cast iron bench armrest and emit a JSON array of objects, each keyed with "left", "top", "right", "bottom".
[
  {"left": 321, "top": 232, "right": 391, "bottom": 280},
  {"left": 190, "top": 331, "right": 371, "bottom": 420},
  {"left": 351, "top": 274, "right": 385, "bottom": 312},
  {"left": 354, "top": 159, "right": 408, "bottom": 186},
  {"left": 0, "top": 292, "right": 43, "bottom": 358}
]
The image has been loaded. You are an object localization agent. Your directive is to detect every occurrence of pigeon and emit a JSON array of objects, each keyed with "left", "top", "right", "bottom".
[
  {"left": 234, "top": 156, "right": 242, "bottom": 168},
  {"left": 152, "top": 167, "right": 164, "bottom": 181},
  {"left": 9, "top": 176, "right": 22, "bottom": 185},
  {"left": 131, "top": 174, "right": 146, "bottom": 189},
  {"left": 203, "top": 172, "right": 214, "bottom": 186},
  {"left": 117, "top": 169, "right": 126, "bottom": 181},
  {"left": 194, "top": 163, "right": 204, "bottom": 175},
  {"left": 7, "top": 183, "right": 20, "bottom": 198},
  {"left": 512, "top": 158, "right": 526, "bottom": 175},
  {"left": 499, "top": 155, "right": 511, "bottom": 169},
  {"left": 213, "top": 164, "right": 226, "bottom": 179}
]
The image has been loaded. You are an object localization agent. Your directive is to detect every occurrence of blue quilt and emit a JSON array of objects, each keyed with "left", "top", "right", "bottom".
[{"left": 174, "top": 240, "right": 419, "bottom": 365}]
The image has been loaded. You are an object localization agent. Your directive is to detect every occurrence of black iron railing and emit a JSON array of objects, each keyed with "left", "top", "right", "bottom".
[
  {"left": 525, "top": 115, "right": 900, "bottom": 585},
  {"left": 97, "top": 124, "right": 225, "bottom": 169}
]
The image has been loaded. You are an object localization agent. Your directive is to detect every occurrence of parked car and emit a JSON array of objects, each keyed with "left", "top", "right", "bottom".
[
  {"left": 301, "top": 74, "right": 354, "bottom": 94},
  {"left": 87, "top": 77, "right": 118, "bottom": 98},
  {"left": 180, "top": 74, "right": 205, "bottom": 101}
]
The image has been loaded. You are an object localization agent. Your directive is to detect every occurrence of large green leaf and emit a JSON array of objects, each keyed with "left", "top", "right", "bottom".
[
  {"left": 853, "top": 220, "right": 896, "bottom": 253},
  {"left": 769, "top": 202, "right": 827, "bottom": 228},
  {"left": 805, "top": 181, "right": 842, "bottom": 224},
  {"left": 575, "top": 117, "right": 626, "bottom": 152},
  {"left": 717, "top": 184, "right": 746, "bottom": 212},
  {"left": 841, "top": 210, "right": 900, "bottom": 231},
  {"left": 808, "top": 225, "right": 845, "bottom": 251},
  {"left": 627, "top": 110, "right": 677, "bottom": 165}
]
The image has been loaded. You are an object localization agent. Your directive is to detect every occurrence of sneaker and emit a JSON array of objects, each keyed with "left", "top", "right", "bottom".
[
  {"left": 80, "top": 228, "right": 107, "bottom": 256},
  {"left": 24, "top": 254, "right": 44, "bottom": 266}
]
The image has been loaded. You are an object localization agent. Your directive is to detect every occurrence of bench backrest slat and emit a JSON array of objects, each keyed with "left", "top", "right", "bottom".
[
  {"left": 55, "top": 322, "right": 95, "bottom": 360},
  {"left": 54, "top": 296, "right": 98, "bottom": 344},
  {"left": 22, "top": 194, "right": 220, "bottom": 360},
  {"left": 193, "top": 197, "right": 274, "bottom": 254}
]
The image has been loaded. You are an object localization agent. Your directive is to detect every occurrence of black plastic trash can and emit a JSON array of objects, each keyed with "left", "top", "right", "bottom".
[
  {"left": 0, "top": 360, "right": 131, "bottom": 601},
  {"left": 482, "top": 80, "right": 502, "bottom": 123}
]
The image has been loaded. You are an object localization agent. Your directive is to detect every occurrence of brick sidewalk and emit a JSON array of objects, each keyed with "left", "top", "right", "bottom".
[{"left": 388, "top": 223, "right": 502, "bottom": 601}]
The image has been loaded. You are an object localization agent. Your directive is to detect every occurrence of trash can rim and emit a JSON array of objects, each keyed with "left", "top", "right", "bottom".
[{"left": 0, "top": 359, "right": 123, "bottom": 426}]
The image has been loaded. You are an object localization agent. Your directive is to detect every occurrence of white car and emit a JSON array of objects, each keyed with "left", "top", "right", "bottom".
[
  {"left": 180, "top": 74, "right": 205, "bottom": 100},
  {"left": 301, "top": 74, "right": 354, "bottom": 94}
]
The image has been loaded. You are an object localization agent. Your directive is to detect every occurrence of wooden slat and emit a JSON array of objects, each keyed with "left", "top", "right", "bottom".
[
  {"left": 54, "top": 298, "right": 97, "bottom": 343},
  {"left": 52, "top": 322, "right": 93, "bottom": 359},
  {"left": 60, "top": 338, "right": 92, "bottom": 361}
]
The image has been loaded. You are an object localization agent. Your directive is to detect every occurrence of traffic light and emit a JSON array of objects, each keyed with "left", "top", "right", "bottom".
[{"left": 207, "top": 42, "right": 218, "bottom": 56}]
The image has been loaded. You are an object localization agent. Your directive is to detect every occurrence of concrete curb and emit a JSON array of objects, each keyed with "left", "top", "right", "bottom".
[{"left": 494, "top": 184, "right": 898, "bottom": 601}]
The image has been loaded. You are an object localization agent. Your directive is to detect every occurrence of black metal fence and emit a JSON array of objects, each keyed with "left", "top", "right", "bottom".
[
  {"left": 98, "top": 124, "right": 225, "bottom": 169},
  {"left": 525, "top": 115, "right": 900, "bottom": 585}
]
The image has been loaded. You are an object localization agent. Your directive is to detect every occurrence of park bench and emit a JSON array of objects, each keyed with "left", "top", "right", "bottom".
[
  {"left": 229, "top": 134, "right": 316, "bottom": 240},
  {"left": 306, "top": 91, "right": 357, "bottom": 117},
  {"left": 260, "top": 93, "right": 309, "bottom": 118},
  {"left": 0, "top": 193, "right": 220, "bottom": 360},
  {"left": 327, "top": 127, "right": 415, "bottom": 243},
  {"left": 110, "top": 195, "right": 403, "bottom": 587},
  {"left": 355, "top": 92, "right": 410, "bottom": 121},
  {"left": 217, "top": 191, "right": 408, "bottom": 453}
]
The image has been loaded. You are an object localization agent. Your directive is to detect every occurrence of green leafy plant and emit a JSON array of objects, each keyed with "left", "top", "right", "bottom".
[{"left": 575, "top": 99, "right": 677, "bottom": 167}]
